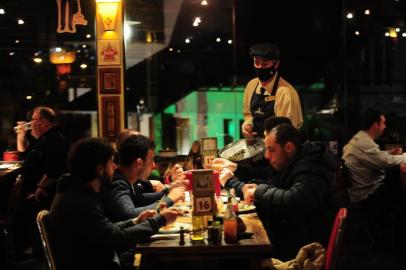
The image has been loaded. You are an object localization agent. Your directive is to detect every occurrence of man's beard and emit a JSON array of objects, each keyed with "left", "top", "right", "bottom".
[{"left": 99, "top": 172, "right": 112, "bottom": 188}]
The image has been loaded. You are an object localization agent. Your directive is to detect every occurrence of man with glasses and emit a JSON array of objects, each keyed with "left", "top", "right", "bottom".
[
  {"left": 12, "top": 106, "right": 68, "bottom": 263},
  {"left": 242, "top": 43, "right": 303, "bottom": 137}
]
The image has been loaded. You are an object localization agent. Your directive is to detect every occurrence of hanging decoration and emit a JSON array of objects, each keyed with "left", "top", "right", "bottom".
[{"left": 56, "top": 0, "right": 88, "bottom": 33}]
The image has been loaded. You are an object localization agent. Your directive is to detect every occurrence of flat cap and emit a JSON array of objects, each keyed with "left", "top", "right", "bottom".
[{"left": 249, "top": 43, "right": 279, "bottom": 60}]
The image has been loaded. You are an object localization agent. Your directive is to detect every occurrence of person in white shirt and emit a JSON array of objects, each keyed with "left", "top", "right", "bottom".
[{"left": 342, "top": 109, "right": 406, "bottom": 204}]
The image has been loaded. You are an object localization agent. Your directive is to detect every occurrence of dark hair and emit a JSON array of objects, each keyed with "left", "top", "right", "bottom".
[
  {"left": 361, "top": 109, "right": 384, "bottom": 130},
  {"left": 264, "top": 116, "right": 292, "bottom": 133},
  {"left": 118, "top": 135, "right": 155, "bottom": 167},
  {"left": 271, "top": 123, "right": 302, "bottom": 149},
  {"left": 116, "top": 129, "right": 140, "bottom": 149},
  {"left": 35, "top": 106, "right": 58, "bottom": 124},
  {"left": 69, "top": 138, "right": 115, "bottom": 183}
]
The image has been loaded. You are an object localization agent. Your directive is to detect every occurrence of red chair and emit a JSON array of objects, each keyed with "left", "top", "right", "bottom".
[{"left": 325, "top": 207, "right": 347, "bottom": 270}]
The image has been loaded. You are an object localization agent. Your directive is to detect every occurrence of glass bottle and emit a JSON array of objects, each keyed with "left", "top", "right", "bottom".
[
  {"left": 230, "top": 188, "right": 239, "bottom": 214},
  {"left": 223, "top": 196, "right": 237, "bottom": 243},
  {"left": 191, "top": 215, "right": 205, "bottom": 241}
]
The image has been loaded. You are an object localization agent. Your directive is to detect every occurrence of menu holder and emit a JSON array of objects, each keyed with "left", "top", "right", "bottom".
[
  {"left": 192, "top": 169, "right": 217, "bottom": 216},
  {"left": 201, "top": 137, "right": 218, "bottom": 168}
]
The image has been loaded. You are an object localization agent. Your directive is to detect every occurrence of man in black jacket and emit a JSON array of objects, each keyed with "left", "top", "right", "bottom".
[
  {"left": 49, "top": 138, "right": 180, "bottom": 270},
  {"left": 241, "top": 124, "right": 341, "bottom": 260}
]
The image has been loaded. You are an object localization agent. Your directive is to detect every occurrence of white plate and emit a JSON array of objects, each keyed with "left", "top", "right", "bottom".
[
  {"left": 158, "top": 222, "right": 191, "bottom": 234},
  {"left": 0, "top": 164, "right": 13, "bottom": 170},
  {"left": 238, "top": 203, "right": 256, "bottom": 214}
]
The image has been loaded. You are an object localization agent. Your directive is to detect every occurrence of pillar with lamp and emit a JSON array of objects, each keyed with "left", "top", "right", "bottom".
[{"left": 95, "top": 0, "right": 125, "bottom": 141}]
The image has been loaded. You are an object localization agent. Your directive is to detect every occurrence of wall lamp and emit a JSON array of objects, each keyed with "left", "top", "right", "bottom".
[{"left": 96, "top": 0, "right": 121, "bottom": 31}]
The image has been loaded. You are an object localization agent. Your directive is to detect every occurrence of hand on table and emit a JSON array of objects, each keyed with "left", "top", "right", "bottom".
[
  {"left": 242, "top": 183, "right": 257, "bottom": 204},
  {"left": 133, "top": 210, "right": 157, "bottom": 224}
]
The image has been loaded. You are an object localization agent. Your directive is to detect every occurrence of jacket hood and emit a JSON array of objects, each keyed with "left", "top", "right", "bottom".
[{"left": 294, "top": 141, "right": 340, "bottom": 172}]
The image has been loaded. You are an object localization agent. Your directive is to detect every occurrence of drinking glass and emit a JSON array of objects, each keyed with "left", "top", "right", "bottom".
[{"left": 13, "top": 122, "right": 31, "bottom": 134}]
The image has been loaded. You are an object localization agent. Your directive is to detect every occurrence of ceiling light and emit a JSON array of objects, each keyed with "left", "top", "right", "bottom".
[
  {"left": 26, "top": 96, "right": 32, "bottom": 100},
  {"left": 80, "top": 63, "right": 88, "bottom": 69},
  {"left": 228, "top": 39, "right": 232, "bottom": 44},
  {"left": 82, "top": 44, "right": 87, "bottom": 48},
  {"left": 17, "top": 19, "right": 24, "bottom": 24},
  {"left": 216, "top": 37, "right": 221, "bottom": 42},
  {"left": 9, "top": 52, "right": 15, "bottom": 56},
  {"left": 364, "top": 9, "right": 370, "bottom": 15},
  {"left": 385, "top": 32, "right": 390, "bottom": 37},
  {"left": 55, "top": 47, "right": 62, "bottom": 52},
  {"left": 185, "top": 38, "right": 190, "bottom": 44},
  {"left": 33, "top": 57, "right": 42, "bottom": 63},
  {"left": 0, "top": 9, "right": 5, "bottom": 14},
  {"left": 201, "top": 0, "right": 208, "bottom": 6},
  {"left": 355, "top": 31, "right": 360, "bottom": 35},
  {"left": 177, "top": 49, "right": 181, "bottom": 53},
  {"left": 403, "top": 32, "right": 406, "bottom": 37},
  {"left": 396, "top": 28, "right": 400, "bottom": 32},
  {"left": 169, "top": 48, "right": 173, "bottom": 52},
  {"left": 15, "top": 40, "right": 20, "bottom": 44},
  {"left": 86, "top": 34, "right": 91, "bottom": 38},
  {"left": 346, "top": 13, "right": 353, "bottom": 19}
]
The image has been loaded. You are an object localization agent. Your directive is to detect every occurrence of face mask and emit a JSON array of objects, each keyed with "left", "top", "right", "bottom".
[{"left": 255, "top": 66, "right": 276, "bottom": 82}]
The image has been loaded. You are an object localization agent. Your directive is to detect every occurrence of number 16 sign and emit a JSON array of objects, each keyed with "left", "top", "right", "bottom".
[{"left": 192, "top": 169, "right": 217, "bottom": 216}]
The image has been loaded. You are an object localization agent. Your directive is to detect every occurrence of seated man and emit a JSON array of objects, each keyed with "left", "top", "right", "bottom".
[
  {"left": 222, "top": 124, "right": 342, "bottom": 260},
  {"left": 342, "top": 109, "right": 406, "bottom": 205},
  {"left": 115, "top": 129, "right": 183, "bottom": 193},
  {"left": 213, "top": 116, "right": 294, "bottom": 198},
  {"left": 102, "top": 134, "right": 186, "bottom": 222},
  {"left": 49, "top": 138, "right": 180, "bottom": 270}
]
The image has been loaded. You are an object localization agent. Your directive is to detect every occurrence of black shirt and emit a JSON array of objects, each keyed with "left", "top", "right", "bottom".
[{"left": 20, "top": 126, "right": 68, "bottom": 197}]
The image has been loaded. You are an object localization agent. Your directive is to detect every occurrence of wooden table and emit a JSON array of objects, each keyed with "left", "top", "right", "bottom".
[{"left": 137, "top": 213, "right": 271, "bottom": 270}]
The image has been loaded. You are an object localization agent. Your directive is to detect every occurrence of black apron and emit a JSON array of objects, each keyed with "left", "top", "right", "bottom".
[{"left": 250, "top": 74, "right": 280, "bottom": 137}]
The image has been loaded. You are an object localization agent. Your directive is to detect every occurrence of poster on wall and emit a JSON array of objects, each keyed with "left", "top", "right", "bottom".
[
  {"left": 98, "top": 40, "right": 121, "bottom": 65},
  {"left": 99, "top": 68, "right": 121, "bottom": 94},
  {"left": 101, "top": 96, "right": 120, "bottom": 140}
]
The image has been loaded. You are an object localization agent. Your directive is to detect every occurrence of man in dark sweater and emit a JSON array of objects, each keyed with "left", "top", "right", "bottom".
[
  {"left": 231, "top": 124, "right": 341, "bottom": 260},
  {"left": 102, "top": 134, "right": 186, "bottom": 222},
  {"left": 49, "top": 138, "right": 180, "bottom": 270}
]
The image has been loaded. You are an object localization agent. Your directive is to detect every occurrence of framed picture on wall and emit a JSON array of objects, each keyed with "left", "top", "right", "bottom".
[
  {"left": 101, "top": 96, "right": 120, "bottom": 141},
  {"left": 97, "top": 39, "right": 121, "bottom": 65},
  {"left": 99, "top": 68, "right": 121, "bottom": 94}
]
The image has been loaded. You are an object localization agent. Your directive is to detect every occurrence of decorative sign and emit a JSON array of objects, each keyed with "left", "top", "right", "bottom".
[
  {"left": 101, "top": 96, "right": 120, "bottom": 141},
  {"left": 98, "top": 40, "right": 121, "bottom": 65},
  {"left": 56, "top": 0, "right": 88, "bottom": 33},
  {"left": 192, "top": 169, "right": 216, "bottom": 216},
  {"left": 99, "top": 68, "right": 121, "bottom": 94}
]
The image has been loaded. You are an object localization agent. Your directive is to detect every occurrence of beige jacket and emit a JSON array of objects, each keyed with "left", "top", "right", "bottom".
[{"left": 242, "top": 74, "right": 303, "bottom": 130}]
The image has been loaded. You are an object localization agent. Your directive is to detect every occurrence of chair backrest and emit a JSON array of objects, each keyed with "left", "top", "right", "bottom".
[
  {"left": 325, "top": 207, "right": 347, "bottom": 270},
  {"left": 36, "top": 210, "right": 57, "bottom": 270}
]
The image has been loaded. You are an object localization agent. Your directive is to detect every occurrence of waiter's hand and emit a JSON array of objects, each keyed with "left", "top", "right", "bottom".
[{"left": 242, "top": 123, "right": 257, "bottom": 138}]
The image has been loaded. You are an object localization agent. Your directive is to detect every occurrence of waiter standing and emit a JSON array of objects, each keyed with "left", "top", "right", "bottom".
[{"left": 242, "top": 43, "right": 303, "bottom": 137}]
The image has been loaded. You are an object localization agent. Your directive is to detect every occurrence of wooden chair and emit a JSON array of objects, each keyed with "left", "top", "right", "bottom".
[
  {"left": 325, "top": 207, "right": 347, "bottom": 270},
  {"left": 36, "top": 210, "right": 57, "bottom": 270}
]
